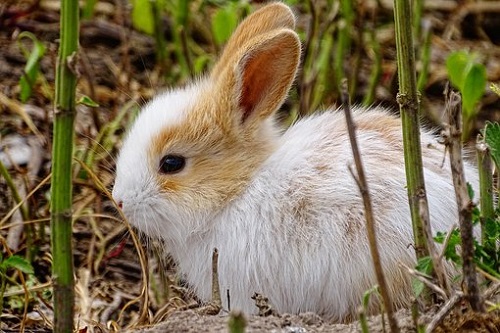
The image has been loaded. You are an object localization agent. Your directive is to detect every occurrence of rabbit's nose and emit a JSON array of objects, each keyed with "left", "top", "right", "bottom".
[{"left": 117, "top": 200, "right": 123, "bottom": 209}]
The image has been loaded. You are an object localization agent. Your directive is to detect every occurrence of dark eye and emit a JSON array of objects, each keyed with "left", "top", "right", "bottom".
[{"left": 159, "top": 155, "right": 186, "bottom": 174}]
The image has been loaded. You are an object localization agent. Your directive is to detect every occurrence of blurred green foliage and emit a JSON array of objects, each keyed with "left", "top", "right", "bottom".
[
  {"left": 0, "top": 254, "right": 34, "bottom": 314},
  {"left": 446, "top": 51, "right": 486, "bottom": 140},
  {"left": 17, "top": 31, "right": 46, "bottom": 103}
]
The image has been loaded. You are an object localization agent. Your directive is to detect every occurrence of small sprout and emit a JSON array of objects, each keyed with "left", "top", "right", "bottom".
[
  {"left": 17, "top": 31, "right": 47, "bottom": 103},
  {"left": 0, "top": 254, "right": 34, "bottom": 314},
  {"left": 228, "top": 311, "right": 247, "bottom": 333},
  {"left": 77, "top": 95, "right": 100, "bottom": 107}
]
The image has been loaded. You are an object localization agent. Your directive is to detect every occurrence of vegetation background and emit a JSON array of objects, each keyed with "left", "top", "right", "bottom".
[{"left": 0, "top": 0, "right": 499, "bottom": 332}]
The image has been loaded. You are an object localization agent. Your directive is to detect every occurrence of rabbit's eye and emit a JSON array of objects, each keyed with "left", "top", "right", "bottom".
[{"left": 159, "top": 155, "right": 186, "bottom": 174}]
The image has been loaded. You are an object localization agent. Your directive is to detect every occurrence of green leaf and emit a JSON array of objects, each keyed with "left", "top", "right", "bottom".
[
  {"left": 211, "top": 5, "right": 238, "bottom": 46},
  {"left": 484, "top": 121, "right": 500, "bottom": 170},
  {"left": 3, "top": 255, "right": 34, "bottom": 274},
  {"left": 434, "top": 229, "right": 462, "bottom": 264},
  {"left": 462, "top": 63, "right": 486, "bottom": 117},
  {"left": 415, "top": 256, "right": 433, "bottom": 275},
  {"left": 77, "top": 95, "right": 99, "bottom": 107},
  {"left": 412, "top": 278, "right": 425, "bottom": 298},
  {"left": 132, "top": 0, "right": 154, "bottom": 35},
  {"left": 446, "top": 51, "right": 469, "bottom": 91},
  {"left": 412, "top": 256, "right": 433, "bottom": 298},
  {"left": 484, "top": 217, "right": 499, "bottom": 239},
  {"left": 467, "top": 182, "right": 475, "bottom": 200},
  {"left": 17, "top": 31, "right": 46, "bottom": 103}
]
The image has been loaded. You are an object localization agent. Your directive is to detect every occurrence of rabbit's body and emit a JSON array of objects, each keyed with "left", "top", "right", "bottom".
[
  {"left": 158, "top": 108, "right": 473, "bottom": 321},
  {"left": 113, "top": 3, "right": 477, "bottom": 322}
]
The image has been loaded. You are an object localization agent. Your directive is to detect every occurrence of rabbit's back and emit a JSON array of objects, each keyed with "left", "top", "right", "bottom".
[{"left": 208, "top": 107, "right": 469, "bottom": 320}]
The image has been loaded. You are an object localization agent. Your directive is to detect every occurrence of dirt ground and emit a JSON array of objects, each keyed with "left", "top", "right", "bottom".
[
  {"left": 1, "top": 0, "right": 499, "bottom": 332},
  {"left": 129, "top": 309, "right": 416, "bottom": 333}
]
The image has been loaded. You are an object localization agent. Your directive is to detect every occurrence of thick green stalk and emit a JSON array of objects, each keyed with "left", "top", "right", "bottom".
[
  {"left": 393, "top": 0, "right": 430, "bottom": 261},
  {"left": 51, "top": 0, "right": 78, "bottom": 331}
]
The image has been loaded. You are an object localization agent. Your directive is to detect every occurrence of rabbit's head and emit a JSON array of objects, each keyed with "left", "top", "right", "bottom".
[{"left": 113, "top": 3, "right": 301, "bottom": 237}]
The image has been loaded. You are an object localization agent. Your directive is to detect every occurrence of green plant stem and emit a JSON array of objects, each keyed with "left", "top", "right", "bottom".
[
  {"left": 416, "top": 19, "right": 432, "bottom": 93},
  {"left": 413, "top": 0, "right": 423, "bottom": 37},
  {"left": 362, "top": 21, "right": 382, "bottom": 106},
  {"left": 476, "top": 142, "right": 497, "bottom": 265},
  {"left": 393, "top": 0, "right": 431, "bottom": 262},
  {"left": 82, "top": 0, "right": 97, "bottom": 19},
  {"left": 0, "top": 161, "right": 30, "bottom": 222},
  {"left": 51, "top": 0, "right": 78, "bottom": 331},
  {"left": 152, "top": 0, "right": 167, "bottom": 67},
  {"left": 334, "top": 0, "right": 353, "bottom": 94},
  {"left": 359, "top": 308, "right": 369, "bottom": 333},
  {"left": 349, "top": 4, "right": 365, "bottom": 99}
]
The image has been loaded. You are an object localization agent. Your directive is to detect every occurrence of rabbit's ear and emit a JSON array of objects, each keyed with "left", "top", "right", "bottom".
[
  {"left": 231, "top": 29, "right": 300, "bottom": 123},
  {"left": 212, "top": 3, "right": 296, "bottom": 80}
]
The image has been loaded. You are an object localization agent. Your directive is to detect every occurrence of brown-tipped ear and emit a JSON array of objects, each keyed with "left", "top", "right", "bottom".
[
  {"left": 212, "top": 3, "right": 296, "bottom": 79},
  {"left": 235, "top": 29, "right": 300, "bottom": 122}
]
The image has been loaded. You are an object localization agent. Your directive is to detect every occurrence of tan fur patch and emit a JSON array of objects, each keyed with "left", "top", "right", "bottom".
[{"left": 148, "top": 88, "right": 273, "bottom": 211}]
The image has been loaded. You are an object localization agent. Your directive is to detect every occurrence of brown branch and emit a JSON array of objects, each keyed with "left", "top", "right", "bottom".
[
  {"left": 340, "top": 79, "right": 400, "bottom": 333},
  {"left": 444, "top": 87, "right": 485, "bottom": 313}
]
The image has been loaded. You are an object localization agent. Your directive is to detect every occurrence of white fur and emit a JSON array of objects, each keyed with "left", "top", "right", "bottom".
[
  {"left": 114, "top": 102, "right": 477, "bottom": 321},
  {"left": 112, "top": 3, "right": 477, "bottom": 321},
  {"left": 113, "top": 81, "right": 206, "bottom": 214}
]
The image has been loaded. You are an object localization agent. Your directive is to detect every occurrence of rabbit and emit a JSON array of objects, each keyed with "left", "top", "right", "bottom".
[{"left": 112, "top": 2, "right": 478, "bottom": 322}]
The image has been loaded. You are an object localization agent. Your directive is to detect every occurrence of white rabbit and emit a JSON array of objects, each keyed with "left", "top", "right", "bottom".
[{"left": 113, "top": 2, "right": 477, "bottom": 322}]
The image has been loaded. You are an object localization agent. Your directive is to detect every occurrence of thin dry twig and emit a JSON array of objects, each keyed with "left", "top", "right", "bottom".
[
  {"left": 484, "top": 282, "right": 500, "bottom": 299},
  {"left": 340, "top": 79, "right": 400, "bottom": 333},
  {"left": 196, "top": 248, "right": 222, "bottom": 315},
  {"left": 401, "top": 264, "right": 448, "bottom": 300},
  {"left": 443, "top": 87, "right": 485, "bottom": 313},
  {"left": 425, "top": 292, "right": 465, "bottom": 333},
  {"left": 211, "top": 248, "right": 222, "bottom": 309}
]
